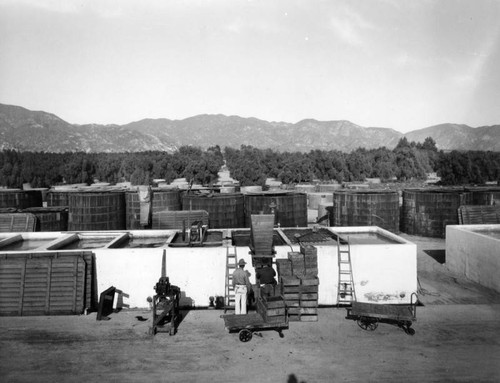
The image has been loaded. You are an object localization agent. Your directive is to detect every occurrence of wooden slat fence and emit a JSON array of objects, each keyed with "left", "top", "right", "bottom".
[
  {"left": 458, "top": 205, "right": 500, "bottom": 225},
  {"left": 0, "top": 251, "right": 96, "bottom": 316},
  {"left": 0, "top": 213, "right": 37, "bottom": 232}
]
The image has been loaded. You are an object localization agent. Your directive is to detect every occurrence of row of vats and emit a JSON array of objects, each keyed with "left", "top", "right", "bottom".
[{"left": 1, "top": 186, "right": 499, "bottom": 237}]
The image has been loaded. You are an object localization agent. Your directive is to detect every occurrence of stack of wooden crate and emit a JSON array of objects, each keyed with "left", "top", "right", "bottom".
[
  {"left": 276, "top": 258, "right": 293, "bottom": 277},
  {"left": 256, "top": 295, "right": 287, "bottom": 324},
  {"left": 278, "top": 244, "right": 319, "bottom": 322}
]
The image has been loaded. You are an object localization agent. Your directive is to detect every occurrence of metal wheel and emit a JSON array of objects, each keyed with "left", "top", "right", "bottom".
[
  {"left": 405, "top": 326, "right": 416, "bottom": 336},
  {"left": 239, "top": 329, "right": 253, "bottom": 342},
  {"left": 357, "top": 317, "right": 378, "bottom": 331}
]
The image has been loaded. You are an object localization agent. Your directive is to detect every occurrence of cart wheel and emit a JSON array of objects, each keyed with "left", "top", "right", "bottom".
[
  {"left": 405, "top": 326, "right": 416, "bottom": 336},
  {"left": 239, "top": 329, "right": 253, "bottom": 342},
  {"left": 357, "top": 318, "right": 378, "bottom": 331}
]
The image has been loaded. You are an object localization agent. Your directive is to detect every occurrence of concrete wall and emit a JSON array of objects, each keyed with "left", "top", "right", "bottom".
[
  {"left": 0, "top": 227, "right": 418, "bottom": 309},
  {"left": 446, "top": 225, "right": 500, "bottom": 293},
  {"left": 93, "top": 233, "right": 418, "bottom": 308}
]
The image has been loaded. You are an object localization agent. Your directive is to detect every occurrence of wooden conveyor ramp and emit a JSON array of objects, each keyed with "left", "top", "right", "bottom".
[{"left": 249, "top": 214, "right": 276, "bottom": 267}]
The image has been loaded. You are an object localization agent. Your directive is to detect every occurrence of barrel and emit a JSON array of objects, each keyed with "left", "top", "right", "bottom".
[
  {"left": 0, "top": 190, "right": 43, "bottom": 210},
  {"left": 125, "top": 188, "right": 181, "bottom": 230},
  {"left": 68, "top": 192, "right": 126, "bottom": 231},
  {"left": 333, "top": 190, "right": 400, "bottom": 233},
  {"left": 244, "top": 191, "right": 308, "bottom": 228},
  {"left": 182, "top": 192, "right": 245, "bottom": 229},
  {"left": 46, "top": 189, "right": 74, "bottom": 207},
  {"left": 401, "top": 188, "right": 473, "bottom": 238},
  {"left": 23, "top": 207, "right": 69, "bottom": 232},
  {"left": 465, "top": 187, "right": 500, "bottom": 206}
]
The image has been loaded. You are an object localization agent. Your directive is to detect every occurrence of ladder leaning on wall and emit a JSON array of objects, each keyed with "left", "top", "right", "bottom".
[
  {"left": 224, "top": 246, "right": 238, "bottom": 313},
  {"left": 336, "top": 236, "right": 356, "bottom": 306}
]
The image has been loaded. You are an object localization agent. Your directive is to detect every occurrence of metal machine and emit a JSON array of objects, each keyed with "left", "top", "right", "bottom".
[{"left": 149, "top": 250, "right": 181, "bottom": 335}]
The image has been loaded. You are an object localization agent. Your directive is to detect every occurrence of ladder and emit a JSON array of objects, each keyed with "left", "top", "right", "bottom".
[
  {"left": 337, "top": 236, "right": 356, "bottom": 306},
  {"left": 224, "top": 246, "right": 238, "bottom": 313}
]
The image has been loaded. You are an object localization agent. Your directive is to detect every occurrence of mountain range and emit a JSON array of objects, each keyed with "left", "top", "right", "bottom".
[{"left": 0, "top": 103, "right": 498, "bottom": 153}]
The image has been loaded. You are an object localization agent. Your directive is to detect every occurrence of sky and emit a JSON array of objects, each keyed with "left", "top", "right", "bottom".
[{"left": 1, "top": 0, "right": 500, "bottom": 133}]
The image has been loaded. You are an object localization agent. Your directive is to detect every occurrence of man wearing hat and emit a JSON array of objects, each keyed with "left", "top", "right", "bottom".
[{"left": 232, "top": 258, "right": 251, "bottom": 315}]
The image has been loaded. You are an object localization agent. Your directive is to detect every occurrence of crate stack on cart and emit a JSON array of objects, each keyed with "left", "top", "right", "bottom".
[
  {"left": 256, "top": 295, "right": 287, "bottom": 324},
  {"left": 277, "top": 244, "right": 319, "bottom": 322}
]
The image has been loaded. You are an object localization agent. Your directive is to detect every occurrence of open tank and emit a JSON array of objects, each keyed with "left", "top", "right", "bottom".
[
  {"left": 168, "top": 230, "right": 223, "bottom": 247},
  {"left": 231, "top": 229, "right": 285, "bottom": 247}
]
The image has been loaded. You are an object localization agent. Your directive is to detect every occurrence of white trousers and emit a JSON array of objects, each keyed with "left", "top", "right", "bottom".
[{"left": 234, "top": 285, "right": 247, "bottom": 315}]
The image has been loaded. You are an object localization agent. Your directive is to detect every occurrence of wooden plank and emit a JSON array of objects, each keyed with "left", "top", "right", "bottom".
[
  {"left": 300, "top": 293, "right": 319, "bottom": 300},
  {"left": 300, "top": 276, "right": 319, "bottom": 286},
  {"left": 45, "top": 258, "right": 52, "bottom": 312},
  {"left": 280, "top": 276, "right": 300, "bottom": 286}
]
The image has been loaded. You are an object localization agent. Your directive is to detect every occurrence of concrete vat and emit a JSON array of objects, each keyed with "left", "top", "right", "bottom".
[
  {"left": 0, "top": 226, "right": 417, "bottom": 312},
  {"left": 446, "top": 224, "right": 500, "bottom": 293}
]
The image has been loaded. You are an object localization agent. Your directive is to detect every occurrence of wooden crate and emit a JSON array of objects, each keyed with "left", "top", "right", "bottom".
[
  {"left": 256, "top": 297, "right": 286, "bottom": 323},
  {"left": 300, "top": 244, "right": 317, "bottom": 256},
  {"left": 300, "top": 276, "right": 319, "bottom": 286},
  {"left": 276, "top": 259, "right": 293, "bottom": 277}
]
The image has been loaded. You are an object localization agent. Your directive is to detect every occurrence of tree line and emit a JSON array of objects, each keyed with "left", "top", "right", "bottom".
[{"left": 0, "top": 138, "right": 498, "bottom": 189}]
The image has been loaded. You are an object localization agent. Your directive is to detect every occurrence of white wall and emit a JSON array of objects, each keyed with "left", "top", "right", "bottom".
[
  {"left": 446, "top": 225, "right": 500, "bottom": 293},
  {"left": 1, "top": 228, "right": 418, "bottom": 309}
]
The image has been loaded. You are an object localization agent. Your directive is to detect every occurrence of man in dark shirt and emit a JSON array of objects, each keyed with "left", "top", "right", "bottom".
[{"left": 256, "top": 262, "right": 277, "bottom": 298}]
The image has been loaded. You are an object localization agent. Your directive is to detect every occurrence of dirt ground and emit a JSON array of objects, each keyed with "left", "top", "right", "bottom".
[{"left": 1, "top": 235, "right": 500, "bottom": 383}]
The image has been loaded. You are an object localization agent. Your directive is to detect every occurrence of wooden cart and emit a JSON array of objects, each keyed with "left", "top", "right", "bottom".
[
  {"left": 221, "top": 311, "right": 289, "bottom": 342},
  {"left": 345, "top": 293, "right": 418, "bottom": 335}
]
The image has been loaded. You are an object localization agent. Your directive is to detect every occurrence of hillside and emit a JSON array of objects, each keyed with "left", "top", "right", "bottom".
[{"left": 0, "top": 103, "right": 498, "bottom": 153}]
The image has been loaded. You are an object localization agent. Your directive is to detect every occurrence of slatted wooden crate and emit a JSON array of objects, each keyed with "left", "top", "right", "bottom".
[
  {"left": 280, "top": 275, "right": 300, "bottom": 312},
  {"left": 0, "top": 213, "right": 37, "bottom": 232},
  {"left": 256, "top": 296, "right": 287, "bottom": 324},
  {"left": 276, "top": 259, "right": 293, "bottom": 276},
  {"left": 0, "top": 251, "right": 97, "bottom": 316},
  {"left": 152, "top": 210, "right": 209, "bottom": 230},
  {"left": 458, "top": 205, "right": 500, "bottom": 225},
  {"left": 288, "top": 276, "right": 320, "bottom": 322}
]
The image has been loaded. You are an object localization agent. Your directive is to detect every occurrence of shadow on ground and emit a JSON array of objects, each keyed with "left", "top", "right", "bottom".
[{"left": 424, "top": 249, "right": 446, "bottom": 264}]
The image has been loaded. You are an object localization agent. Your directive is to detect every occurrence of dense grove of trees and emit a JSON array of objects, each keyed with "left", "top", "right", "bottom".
[
  {"left": 225, "top": 138, "right": 499, "bottom": 186},
  {"left": 0, "top": 146, "right": 224, "bottom": 188},
  {"left": 225, "top": 137, "right": 440, "bottom": 186},
  {"left": 0, "top": 138, "right": 498, "bottom": 189}
]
